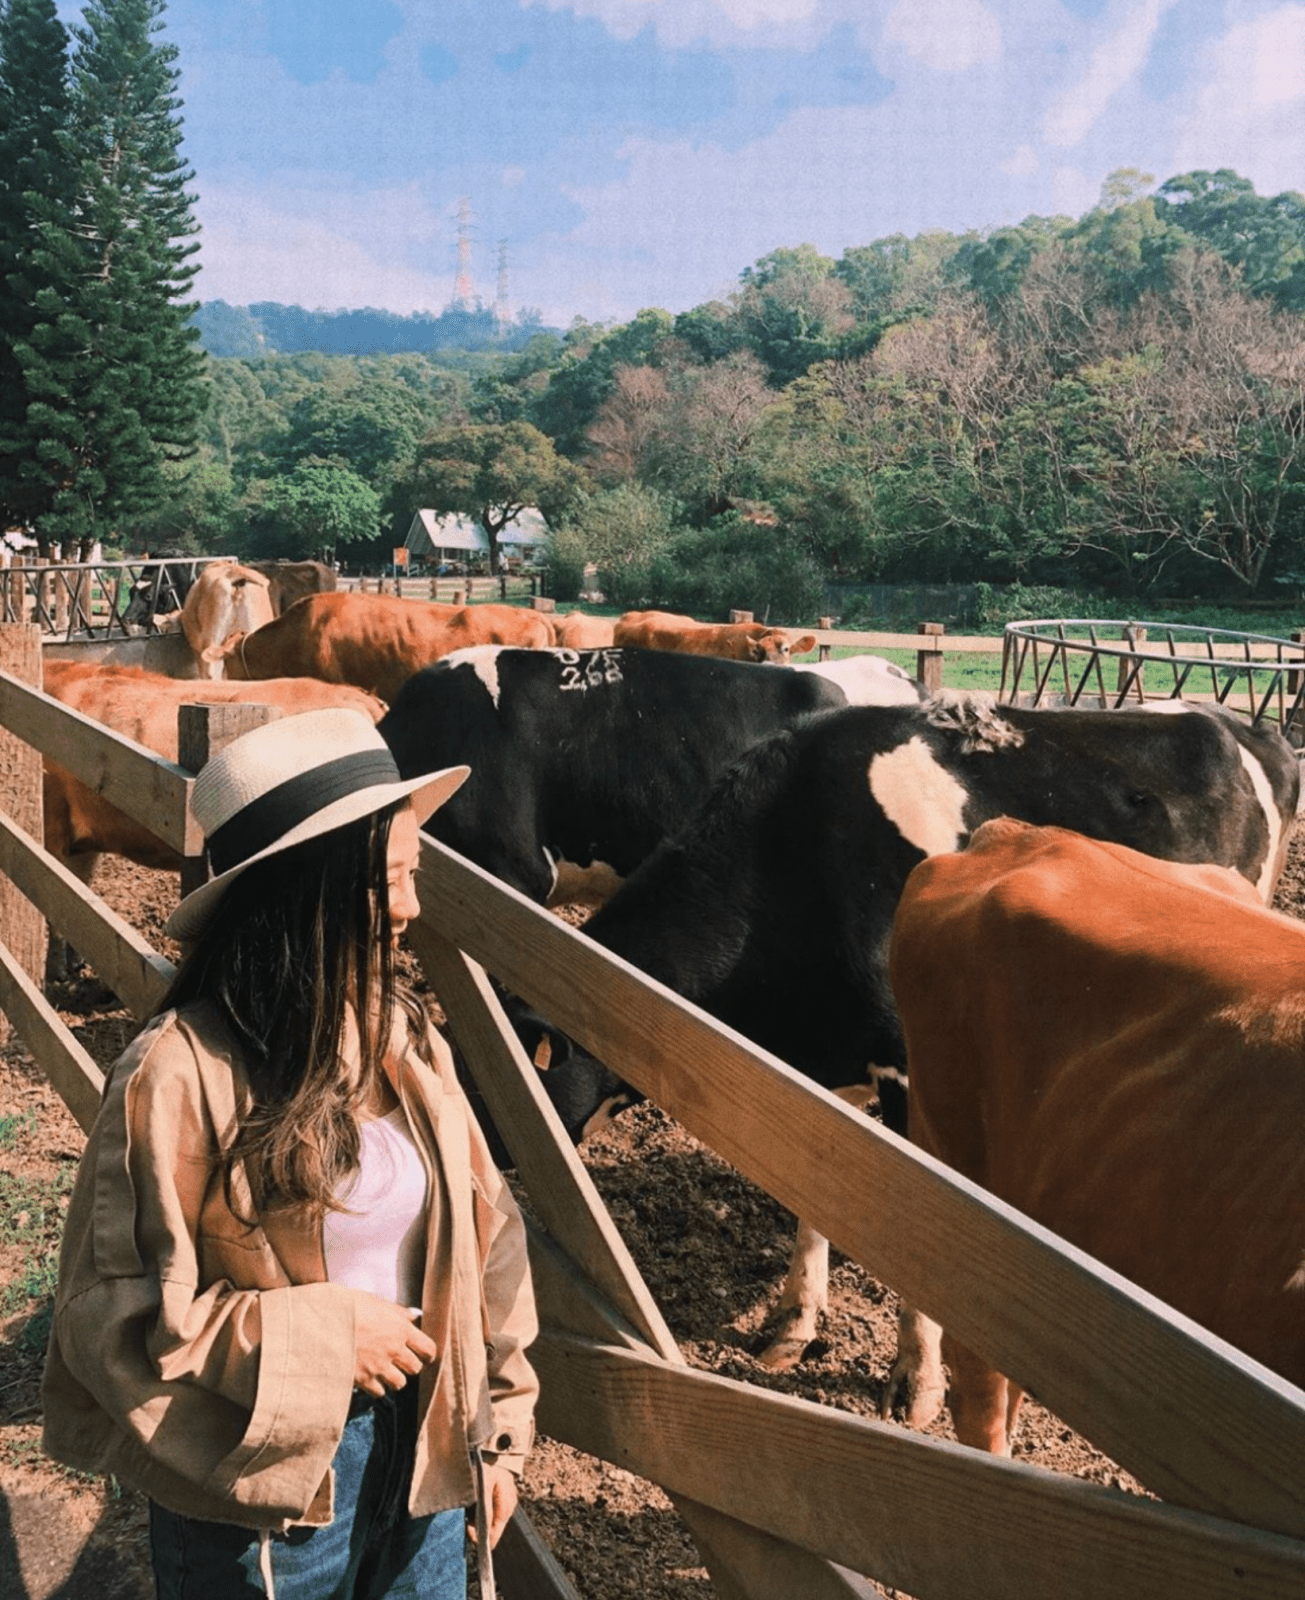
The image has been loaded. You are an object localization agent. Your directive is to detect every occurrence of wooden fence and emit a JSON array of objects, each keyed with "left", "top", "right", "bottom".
[{"left": 1, "top": 624, "right": 1305, "bottom": 1595}]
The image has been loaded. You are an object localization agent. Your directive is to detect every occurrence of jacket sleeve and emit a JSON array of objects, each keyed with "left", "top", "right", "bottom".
[
  {"left": 47, "top": 1015, "right": 358, "bottom": 1521},
  {"left": 425, "top": 1027, "right": 540, "bottom": 1477}
]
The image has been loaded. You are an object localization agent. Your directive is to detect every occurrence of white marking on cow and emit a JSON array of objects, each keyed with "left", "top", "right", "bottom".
[
  {"left": 581, "top": 1094, "right": 634, "bottom": 1142},
  {"left": 871, "top": 1064, "right": 909, "bottom": 1089},
  {"left": 1236, "top": 743, "right": 1284, "bottom": 901},
  {"left": 557, "top": 648, "right": 624, "bottom": 693},
  {"left": 868, "top": 738, "right": 969, "bottom": 856},
  {"left": 443, "top": 644, "right": 506, "bottom": 707},
  {"left": 540, "top": 844, "right": 561, "bottom": 899},
  {"left": 796, "top": 655, "right": 922, "bottom": 706}
]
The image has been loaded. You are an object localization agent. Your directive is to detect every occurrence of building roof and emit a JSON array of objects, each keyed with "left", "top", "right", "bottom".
[{"left": 405, "top": 507, "right": 549, "bottom": 556}]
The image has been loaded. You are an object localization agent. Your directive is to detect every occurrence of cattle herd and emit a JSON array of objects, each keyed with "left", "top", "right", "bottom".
[{"left": 31, "top": 559, "right": 1305, "bottom": 1463}]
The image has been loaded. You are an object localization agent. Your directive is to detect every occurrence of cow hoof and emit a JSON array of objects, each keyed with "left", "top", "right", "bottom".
[
  {"left": 880, "top": 1362, "right": 947, "bottom": 1429},
  {"left": 755, "top": 1334, "right": 814, "bottom": 1370}
]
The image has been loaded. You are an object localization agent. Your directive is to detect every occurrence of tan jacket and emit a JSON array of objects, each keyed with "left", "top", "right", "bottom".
[{"left": 41, "top": 999, "right": 538, "bottom": 1532}]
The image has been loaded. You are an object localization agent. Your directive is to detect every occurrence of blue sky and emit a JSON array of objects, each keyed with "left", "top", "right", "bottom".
[{"left": 60, "top": 0, "right": 1305, "bottom": 325}]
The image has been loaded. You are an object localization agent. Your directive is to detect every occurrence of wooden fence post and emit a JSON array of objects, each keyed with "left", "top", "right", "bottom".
[
  {"left": 177, "top": 703, "right": 284, "bottom": 900},
  {"left": 817, "top": 617, "right": 833, "bottom": 662},
  {"left": 916, "top": 621, "right": 945, "bottom": 693},
  {"left": 531, "top": 595, "right": 556, "bottom": 613},
  {"left": 0, "top": 624, "right": 46, "bottom": 1039},
  {"left": 6, "top": 555, "right": 26, "bottom": 624},
  {"left": 729, "top": 609, "right": 753, "bottom": 624},
  {"left": 452, "top": 587, "right": 466, "bottom": 607}
]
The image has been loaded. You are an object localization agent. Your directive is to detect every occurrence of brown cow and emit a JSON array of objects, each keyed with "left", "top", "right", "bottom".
[
  {"left": 248, "top": 558, "right": 338, "bottom": 615},
  {"left": 888, "top": 816, "right": 1305, "bottom": 1453},
  {"left": 42, "top": 661, "right": 386, "bottom": 886},
  {"left": 178, "top": 561, "right": 276, "bottom": 679},
  {"left": 613, "top": 609, "right": 816, "bottom": 663},
  {"left": 203, "top": 591, "right": 556, "bottom": 704},
  {"left": 552, "top": 612, "right": 617, "bottom": 650}
]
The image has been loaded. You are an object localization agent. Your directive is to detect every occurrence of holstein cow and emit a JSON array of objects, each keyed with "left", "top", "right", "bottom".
[
  {"left": 889, "top": 816, "right": 1305, "bottom": 1451},
  {"left": 795, "top": 652, "right": 924, "bottom": 705},
  {"left": 378, "top": 646, "right": 851, "bottom": 906},
  {"left": 203, "top": 591, "right": 556, "bottom": 704},
  {"left": 179, "top": 561, "right": 277, "bottom": 679},
  {"left": 120, "top": 554, "right": 203, "bottom": 632},
  {"left": 41, "top": 662, "right": 386, "bottom": 965},
  {"left": 511, "top": 695, "right": 1300, "bottom": 1393},
  {"left": 614, "top": 609, "right": 817, "bottom": 664}
]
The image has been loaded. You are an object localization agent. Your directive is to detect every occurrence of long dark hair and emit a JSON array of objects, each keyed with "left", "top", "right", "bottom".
[{"left": 161, "top": 800, "right": 426, "bottom": 1217}]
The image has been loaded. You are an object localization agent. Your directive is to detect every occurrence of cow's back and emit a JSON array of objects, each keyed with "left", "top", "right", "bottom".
[
  {"left": 379, "top": 645, "right": 844, "bottom": 900},
  {"left": 891, "top": 818, "right": 1305, "bottom": 1389},
  {"left": 571, "top": 696, "right": 1301, "bottom": 1106}
]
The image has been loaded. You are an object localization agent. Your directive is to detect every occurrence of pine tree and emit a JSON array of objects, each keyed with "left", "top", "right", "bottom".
[
  {"left": 0, "top": 0, "right": 73, "bottom": 532},
  {"left": 10, "top": 0, "right": 205, "bottom": 554}
]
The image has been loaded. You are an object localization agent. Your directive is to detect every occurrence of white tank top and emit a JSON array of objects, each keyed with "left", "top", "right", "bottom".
[{"left": 323, "top": 1106, "right": 428, "bottom": 1308}]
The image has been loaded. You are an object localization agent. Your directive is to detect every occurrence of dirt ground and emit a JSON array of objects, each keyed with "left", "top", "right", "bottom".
[{"left": 4, "top": 828, "right": 1305, "bottom": 1599}]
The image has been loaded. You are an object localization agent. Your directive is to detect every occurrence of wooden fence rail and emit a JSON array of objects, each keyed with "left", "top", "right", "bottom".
[{"left": 0, "top": 634, "right": 1303, "bottom": 1594}]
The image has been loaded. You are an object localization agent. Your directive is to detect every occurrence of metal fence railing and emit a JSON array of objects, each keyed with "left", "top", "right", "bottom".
[{"left": 1001, "top": 618, "right": 1305, "bottom": 737}]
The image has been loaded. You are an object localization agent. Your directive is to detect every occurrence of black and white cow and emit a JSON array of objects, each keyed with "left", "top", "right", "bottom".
[
  {"left": 513, "top": 693, "right": 1301, "bottom": 1400},
  {"left": 378, "top": 645, "right": 919, "bottom": 905}
]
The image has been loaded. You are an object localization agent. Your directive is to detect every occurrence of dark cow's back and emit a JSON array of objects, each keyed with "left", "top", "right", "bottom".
[
  {"left": 378, "top": 645, "right": 847, "bottom": 903},
  {"left": 541, "top": 695, "right": 1300, "bottom": 1134},
  {"left": 248, "top": 559, "right": 337, "bottom": 615}
]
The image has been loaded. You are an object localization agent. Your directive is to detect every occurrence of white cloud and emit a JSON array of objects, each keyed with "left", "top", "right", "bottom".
[
  {"left": 551, "top": 97, "right": 1028, "bottom": 317},
  {"left": 1171, "top": 5, "right": 1305, "bottom": 193},
  {"left": 1002, "top": 143, "right": 1039, "bottom": 177},
  {"left": 1042, "top": 0, "right": 1177, "bottom": 148},
  {"left": 194, "top": 182, "right": 450, "bottom": 312},
  {"left": 716, "top": 0, "right": 819, "bottom": 23},
  {"left": 522, "top": 0, "right": 826, "bottom": 47},
  {"left": 1049, "top": 164, "right": 1100, "bottom": 220},
  {"left": 881, "top": 0, "right": 1001, "bottom": 73}
]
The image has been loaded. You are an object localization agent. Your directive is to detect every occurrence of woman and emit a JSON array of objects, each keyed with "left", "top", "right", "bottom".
[{"left": 42, "top": 707, "right": 539, "bottom": 1599}]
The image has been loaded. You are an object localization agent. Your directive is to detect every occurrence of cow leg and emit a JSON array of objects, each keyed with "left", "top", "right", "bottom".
[
  {"left": 757, "top": 1082, "right": 881, "bottom": 1370},
  {"left": 881, "top": 1306, "right": 948, "bottom": 1428},
  {"left": 942, "top": 1332, "right": 1021, "bottom": 1455},
  {"left": 45, "top": 851, "right": 97, "bottom": 983},
  {"left": 758, "top": 1218, "right": 829, "bottom": 1369}
]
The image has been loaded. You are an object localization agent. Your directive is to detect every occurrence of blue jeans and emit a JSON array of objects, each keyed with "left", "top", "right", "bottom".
[{"left": 149, "top": 1387, "right": 468, "bottom": 1599}]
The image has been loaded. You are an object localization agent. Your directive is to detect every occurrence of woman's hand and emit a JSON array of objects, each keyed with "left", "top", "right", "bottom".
[
  {"left": 350, "top": 1293, "right": 439, "bottom": 1396},
  {"left": 468, "top": 1463, "right": 518, "bottom": 1549}
]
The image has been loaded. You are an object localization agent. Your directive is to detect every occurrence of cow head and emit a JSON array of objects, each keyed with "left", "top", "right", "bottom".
[
  {"left": 749, "top": 628, "right": 818, "bottom": 664},
  {"left": 506, "top": 998, "right": 643, "bottom": 1144}
]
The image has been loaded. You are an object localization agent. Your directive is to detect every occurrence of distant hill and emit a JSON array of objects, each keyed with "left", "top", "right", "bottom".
[{"left": 192, "top": 300, "right": 555, "bottom": 358}]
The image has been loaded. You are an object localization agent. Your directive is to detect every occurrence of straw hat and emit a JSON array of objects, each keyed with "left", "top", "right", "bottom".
[{"left": 165, "top": 707, "right": 468, "bottom": 943}]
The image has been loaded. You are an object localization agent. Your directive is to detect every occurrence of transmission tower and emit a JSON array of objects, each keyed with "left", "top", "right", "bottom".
[
  {"left": 493, "top": 240, "right": 510, "bottom": 328},
  {"left": 451, "top": 197, "right": 476, "bottom": 310}
]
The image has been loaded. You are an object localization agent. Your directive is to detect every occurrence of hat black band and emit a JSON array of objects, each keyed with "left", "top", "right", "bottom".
[{"left": 206, "top": 749, "right": 402, "bottom": 876}]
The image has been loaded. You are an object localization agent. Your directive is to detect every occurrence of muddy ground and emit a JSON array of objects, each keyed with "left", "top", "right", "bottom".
[{"left": 4, "top": 831, "right": 1304, "bottom": 1599}]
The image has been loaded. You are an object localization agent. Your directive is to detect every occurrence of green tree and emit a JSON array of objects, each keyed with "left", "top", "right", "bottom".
[
  {"left": 527, "top": 309, "right": 674, "bottom": 457},
  {"left": 408, "top": 420, "right": 582, "bottom": 573},
  {"left": 557, "top": 481, "right": 681, "bottom": 605},
  {"left": 0, "top": 0, "right": 72, "bottom": 533},
  {"left": 246, "top": 458, "right": 381, "bottom": 563},
  {"left": 734, "top": 243, "right": 854, "bottom": 385},
  {"left": 7, "top": 0, "right": 204, "bottom": 554},
  {"left": 1158, "top": 168, "right": 1305, "bottom": 311}
]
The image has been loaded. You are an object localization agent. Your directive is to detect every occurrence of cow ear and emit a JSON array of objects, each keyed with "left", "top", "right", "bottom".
[
  {"left": 201, "top": 637, "right": 236, "bottom": 663},
  {"left": 792, "top": 635, "right": 817, "bottom": 655}
]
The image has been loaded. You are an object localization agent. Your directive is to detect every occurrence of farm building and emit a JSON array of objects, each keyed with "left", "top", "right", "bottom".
[{"left": 404, "top": 506, "right": 549, "bottom": 572}]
